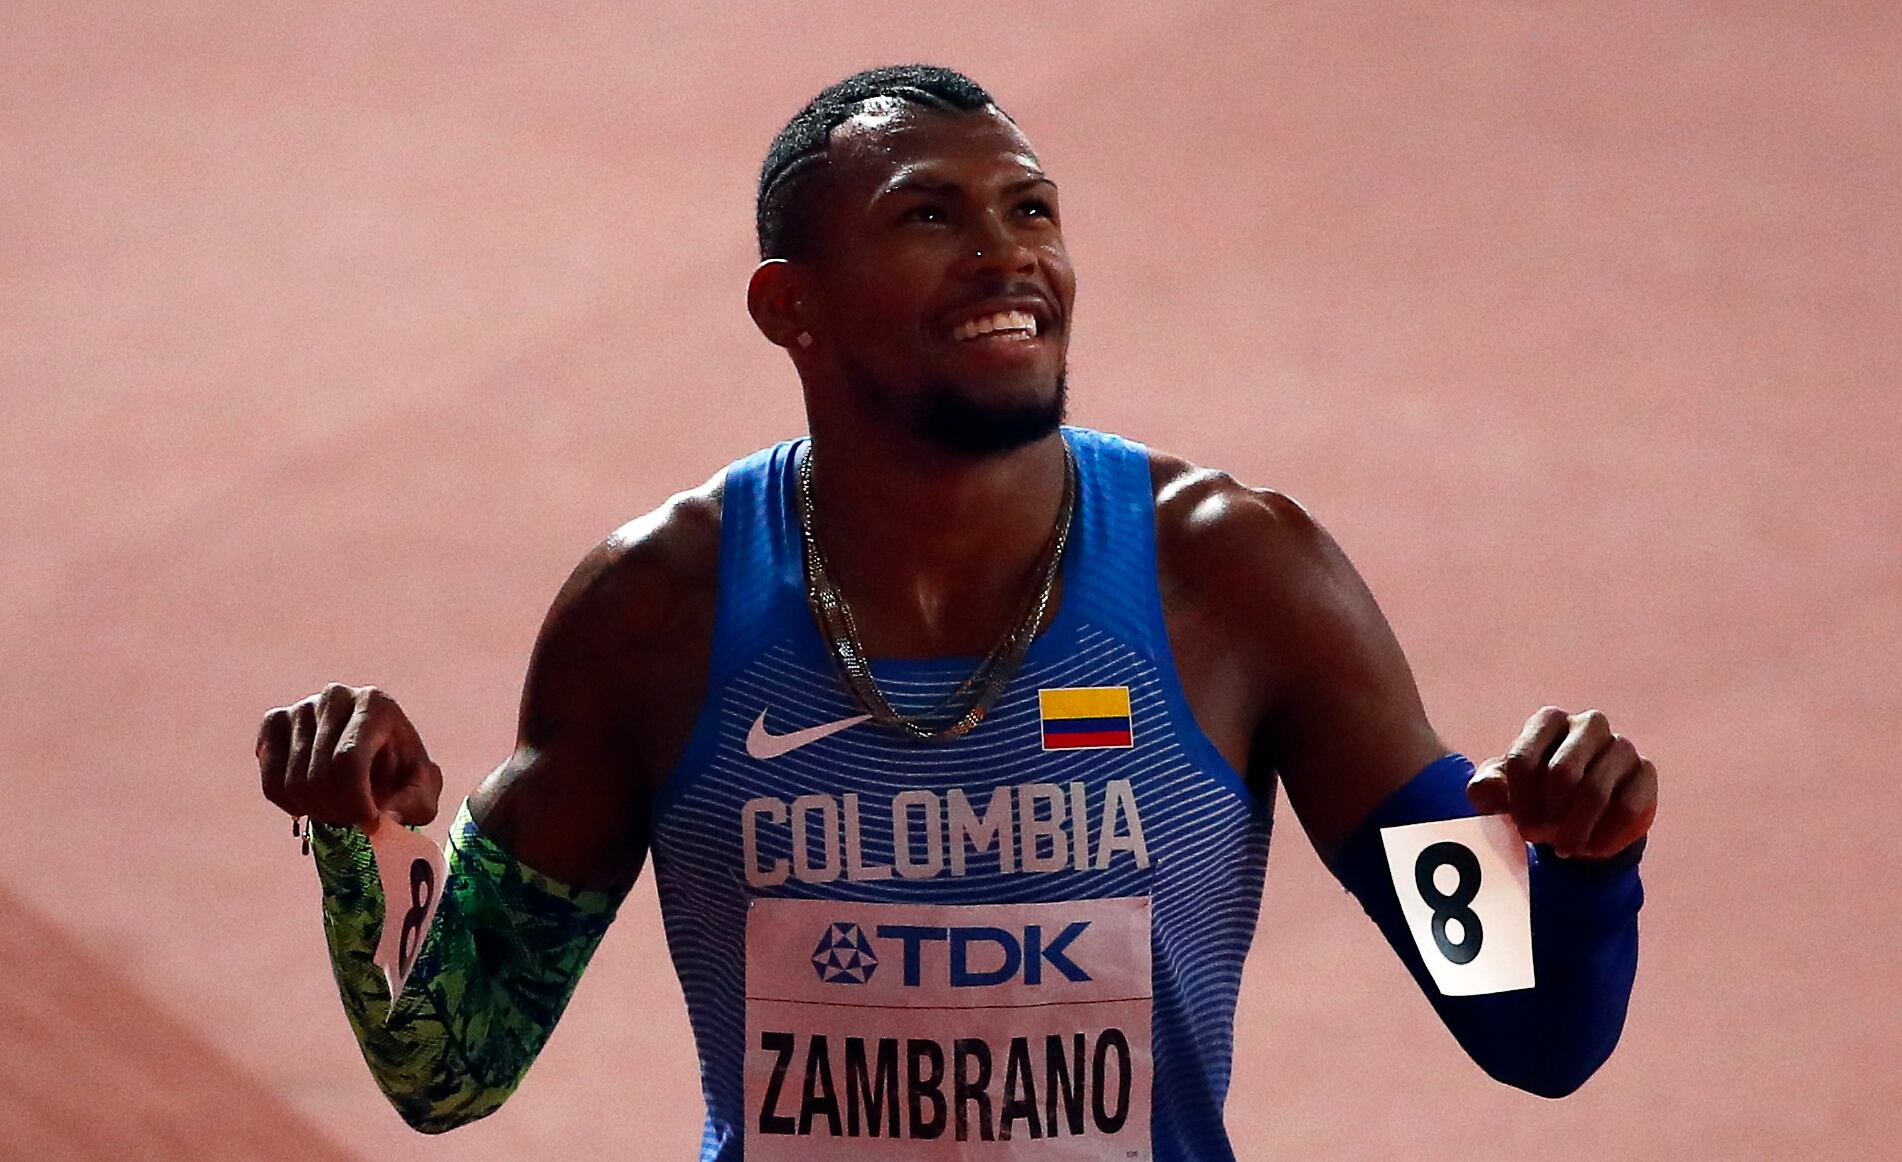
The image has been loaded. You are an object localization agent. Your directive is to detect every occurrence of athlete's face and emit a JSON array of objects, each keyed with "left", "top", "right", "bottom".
[{"left": 802, "top": 102, "right": 1075, "bottom": 455}]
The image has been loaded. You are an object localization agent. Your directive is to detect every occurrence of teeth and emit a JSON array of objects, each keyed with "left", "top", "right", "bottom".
[{"left": 951, "top": 310, "right": 1039, "bottom": 341}]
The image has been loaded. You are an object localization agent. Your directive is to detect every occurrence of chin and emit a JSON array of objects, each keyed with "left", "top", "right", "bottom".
[{"left": 916, "top": 370, "right": 1068, "bottom": 457}]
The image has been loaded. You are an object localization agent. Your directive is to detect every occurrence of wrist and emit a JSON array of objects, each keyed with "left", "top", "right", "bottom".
[
  {"left": 307, "top": 818, "right": 375, "bottom": 882},
  {"left": 1536, "top": 834, "right": 1646, "bottom": 875}
]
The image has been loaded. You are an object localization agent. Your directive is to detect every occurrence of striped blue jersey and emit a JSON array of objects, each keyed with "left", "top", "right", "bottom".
[{"left": 649, "top": 427, "right": 1273, "bottom": 1160}]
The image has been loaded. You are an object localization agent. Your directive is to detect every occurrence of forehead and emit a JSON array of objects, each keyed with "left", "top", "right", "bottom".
[{"left": 824, "top": 100, "right": 1043, "bottom": 193}]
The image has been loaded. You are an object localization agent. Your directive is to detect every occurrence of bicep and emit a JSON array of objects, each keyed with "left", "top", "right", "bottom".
[
  {"left": 468, "top": 541, "right": 656, "bottom": 893},
  {"left": 470, "top": 739, "right": 647, "bottom": 895},
  {"left": 1251, "top": 503, "right": 1446, "bottom": 859}
]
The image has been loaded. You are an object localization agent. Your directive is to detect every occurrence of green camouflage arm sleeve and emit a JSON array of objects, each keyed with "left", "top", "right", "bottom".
[{"left": 310, "top": 799, "right": 625, "bottom": 1133}]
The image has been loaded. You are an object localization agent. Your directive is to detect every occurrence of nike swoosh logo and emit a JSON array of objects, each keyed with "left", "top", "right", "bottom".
[{"left": 745, "top": 710, "right": 872, "bottom": 760}]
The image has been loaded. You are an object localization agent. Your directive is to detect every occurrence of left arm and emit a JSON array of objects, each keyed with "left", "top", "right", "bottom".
[{"left": 1176, "top": 478, "right": 1654, "bottom": 1096}]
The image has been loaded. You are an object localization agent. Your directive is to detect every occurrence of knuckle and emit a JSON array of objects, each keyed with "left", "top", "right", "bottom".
[
  {"left": 1618, "top": 775, "right": 1657, "bottom": 808},
  {"left": 331, "top": 742, "right": 369, "bottom": 780}
]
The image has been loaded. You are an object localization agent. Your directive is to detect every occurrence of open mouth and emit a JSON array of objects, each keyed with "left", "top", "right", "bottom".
[{"left": 948, "top": 309, "right": 1040, "bottom": 343}]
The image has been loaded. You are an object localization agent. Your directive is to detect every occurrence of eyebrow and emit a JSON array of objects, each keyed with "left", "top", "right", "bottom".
[{"left": 873, "top": 171, "right": 1058, "bottom": 202}]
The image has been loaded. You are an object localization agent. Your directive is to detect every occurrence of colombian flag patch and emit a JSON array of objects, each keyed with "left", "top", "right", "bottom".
[{"left": 1039, "top": 686, "right": 1134, "bottom": 750}]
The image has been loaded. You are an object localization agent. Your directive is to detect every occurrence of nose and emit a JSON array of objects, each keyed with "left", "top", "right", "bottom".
[{"left": 964, "top": 212, "right": 1037, "bottom": 277}]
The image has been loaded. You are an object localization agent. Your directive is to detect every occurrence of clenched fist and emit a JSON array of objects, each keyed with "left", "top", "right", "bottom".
[
  {"left": 1466, "top": 706, "right": 1658, "bottom": 860},
  {"left": 257, "top": 683, "right": 444, "bottom": 830}
]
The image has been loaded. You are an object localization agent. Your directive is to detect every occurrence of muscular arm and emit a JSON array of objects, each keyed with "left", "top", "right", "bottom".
[
  {"left": 1156, "top": 460, "right": 1642, "bottom": 1097},
  {"left": 1153, "top": 462, "right": 1443, "bottom": 843},
  {"left": 468, "top": 482, "right": 721, "bottom": 891},
  {"left": 312, "top": 481, "right": 720, "bottom": 1131},
  {"left": 1217, "top": 494, "right": 1444, "bottom": 851}
]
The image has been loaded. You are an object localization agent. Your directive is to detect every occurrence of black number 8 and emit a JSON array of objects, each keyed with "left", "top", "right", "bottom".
[
  {"left": 397, "top": 857, "right": 437, "bottom": 975},
  {"left": 1414, "top": 841, "right": 1483, "bottom": 964}
]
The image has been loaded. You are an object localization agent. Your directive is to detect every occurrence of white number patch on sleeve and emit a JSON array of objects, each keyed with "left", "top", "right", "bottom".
[
  {"left": 368, "top": 818, "right": 446, "bottom": 1009},
  {"left": 1378, "top": 814, "right": 1534, "bottom": 996}
]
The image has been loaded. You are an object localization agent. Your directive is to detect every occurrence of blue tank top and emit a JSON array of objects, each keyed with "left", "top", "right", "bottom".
[{"left": 650, "top": 427, "right": 1272, "bottom": 1160}]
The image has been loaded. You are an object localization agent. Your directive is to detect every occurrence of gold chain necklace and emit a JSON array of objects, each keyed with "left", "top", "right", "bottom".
[{"left": 797, "top": 443, "right": 1075, "bottom": 742}]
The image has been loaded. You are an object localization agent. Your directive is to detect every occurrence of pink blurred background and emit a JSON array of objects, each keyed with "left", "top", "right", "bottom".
[{"left": 3, "top": 2, "right": 1896, "bottom": 1157}]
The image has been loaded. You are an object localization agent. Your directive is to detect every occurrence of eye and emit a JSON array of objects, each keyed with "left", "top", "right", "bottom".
[
  {"left": 1017, "top": 197, "right": 1056, "bottom": 221},
  {"left": 902, "top": 204, "right": 947, "bottom": 224}
]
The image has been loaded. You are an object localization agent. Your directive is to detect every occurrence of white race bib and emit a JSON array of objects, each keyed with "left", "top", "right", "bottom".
[
  {"left": 744, "top": 896, "right": 1153, "bottom": 1159},
  {"left": 1379, "top": 814, "right": 1534, "bottom": 996}
]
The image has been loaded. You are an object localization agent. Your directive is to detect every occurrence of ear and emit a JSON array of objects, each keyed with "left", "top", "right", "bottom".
[{"left": 747, "top": 259, "right": 810, "bottom": 351}]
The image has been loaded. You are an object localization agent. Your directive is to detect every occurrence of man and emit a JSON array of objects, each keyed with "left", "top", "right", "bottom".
[{"left": 257, "top": 65, "right": 1654, "bottom": 1160}]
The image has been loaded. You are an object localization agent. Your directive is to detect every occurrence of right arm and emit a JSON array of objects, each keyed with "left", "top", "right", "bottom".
[{"left": 257, "top": 484, "right": 720, "bottom": 1131}]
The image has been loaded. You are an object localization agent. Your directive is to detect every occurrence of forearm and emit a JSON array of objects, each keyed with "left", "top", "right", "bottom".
[
  {"left": 1328, "top": 754, "right": 1644, "bottom": 1098},
  {"left": 311, "top": 800, "right": 624, "bottom": 1131}
]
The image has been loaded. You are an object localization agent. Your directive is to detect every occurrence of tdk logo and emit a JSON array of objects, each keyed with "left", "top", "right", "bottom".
[
  {"left": 874, "top": 922, "right": 1093, "bottom": 987},
  {"left": 811, "top": 922, "right": 879, "bottom": 984}
]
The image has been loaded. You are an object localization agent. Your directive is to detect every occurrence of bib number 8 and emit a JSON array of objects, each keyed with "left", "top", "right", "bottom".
[
  {"left": 397, "top": 856, "right": 437, "bottom": 975},
  {"left": 1414, "top": 841, "right": 1483, "bottom": 964}
]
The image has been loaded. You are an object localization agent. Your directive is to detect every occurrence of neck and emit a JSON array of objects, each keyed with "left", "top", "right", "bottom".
[{"left": 803, "top": 421, "right": 1069, "bottom": 656}]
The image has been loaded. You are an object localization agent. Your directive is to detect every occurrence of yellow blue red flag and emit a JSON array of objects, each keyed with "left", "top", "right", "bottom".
[{"left": 1038, "top": 685, "right": 1134, "bottom": 750}]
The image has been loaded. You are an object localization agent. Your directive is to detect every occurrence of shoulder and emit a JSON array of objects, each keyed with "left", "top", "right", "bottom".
[
  {"left": 542, "top": 469, "right": 725, "bottom": 651},
  {"left": 518, "top": 468, "right": 725, "bottom": 764},
  {"left": 1146, "top": 448, "right": 1350, "bottom": 621},
  {"left": 1144, "top": 446, "right": 1403, "bottom": 700}
]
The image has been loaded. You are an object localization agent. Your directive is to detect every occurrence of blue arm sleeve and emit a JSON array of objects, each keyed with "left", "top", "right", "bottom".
[{"left": 1324, "top": 753, "right": 1644, "bottom": 1097}]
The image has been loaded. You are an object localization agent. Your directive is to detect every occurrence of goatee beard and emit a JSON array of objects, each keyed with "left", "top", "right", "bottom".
[{"left": 904, "top": 370, "right": 1069, "bottom": 457}]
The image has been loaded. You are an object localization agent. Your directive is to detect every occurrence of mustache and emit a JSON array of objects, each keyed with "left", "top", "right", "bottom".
[{"left": 938, "top": 283, "right": 1061, "bottom": 329}]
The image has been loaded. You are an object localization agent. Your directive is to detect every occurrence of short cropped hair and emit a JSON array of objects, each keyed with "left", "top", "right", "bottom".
[{"left": 756, "top": 65, "right": 1003, "bottom": 260}]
